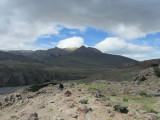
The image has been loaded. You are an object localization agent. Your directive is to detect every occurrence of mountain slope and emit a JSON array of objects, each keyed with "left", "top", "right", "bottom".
[
  {"left": 8, "top": 50, "right": 34, "bottom": 56},
  {"left": 29, "top": 47, "right": 69, "bottom": 62},
  {"left": 8, "top": 46, "right": 136, "bottom": 69},
  {"left": 121, "top": 58, "right": 160, "bottom": 69},
  {"left": 35, "top": 46, "right": 137, "bottom": 70},
  {"left": 0, "top": 46, "right": 137, "bottom": 87}
]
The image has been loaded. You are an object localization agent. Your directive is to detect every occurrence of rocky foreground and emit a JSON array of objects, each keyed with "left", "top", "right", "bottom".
[{"left": 0, "top": 67, "right": 160, "bottom": 120}]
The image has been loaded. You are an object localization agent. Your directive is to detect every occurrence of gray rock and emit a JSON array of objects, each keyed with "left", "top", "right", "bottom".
[
  {"left": 11, "top": 116, "right": 19, "bottom": 119},
  {"left": 77, "top": 106, "right": 92, "bottom": 113},
  {"left": 113, "top": 104, "right": 129, "bottom": 114},
  {"left": 64, "top": 90, "right": 72, "bottom": 97},
  {"left": 107, "top": 109, "right": 112, "bottom": 114},
  {"left": 28, "top": 113, "right": 39, "bottom": 120},
  {"left": 95, "top": 90, "right": 104, "bottom": 98}
]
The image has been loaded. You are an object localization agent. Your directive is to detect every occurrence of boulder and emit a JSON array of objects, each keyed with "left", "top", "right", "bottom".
[
  {"left": 56, "top": 117, "right": 64, "bottom": 120},
  {"left": 67, "top": 102, "right": 75, "bottom": 108},
  {"left": 0, "top": 93, "right": 22, "bottom": 107},
  {"left": 11, "top": 116, "right": 19, "bottom": 119},
  {"left": 79, "top": 99, "right": 88, "bottom": 104},
  {"left": 113, "top": 104, "right": 128, "bottom": 114},
  {"left": 102, "top": 101, "right": 112, "bottom": 107},
  {"left": 27, "top": 113, "right": 39, "bottom": 120},
  {"left": 64, "top": 90, "right": 72, "bottom": 97},
  {"left": 133, "top": 67, "right": 156, "bottom": 84},
  {"left": 95, "top": 90, "right": 104, "bottom": 98},
  {"left": 77, "top": 105, "right": 92, "bottom": 113}
]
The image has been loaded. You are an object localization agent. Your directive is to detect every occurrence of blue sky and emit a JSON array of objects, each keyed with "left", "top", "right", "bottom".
[
  {"left": 32, "top": 26, "right": 160, "bottom": 61},
  {"left": 37, "top": 27, "right": 160, "bottom": 49},
  {"left": 36, "top": 26, "right": 108, "bottom": 48}
]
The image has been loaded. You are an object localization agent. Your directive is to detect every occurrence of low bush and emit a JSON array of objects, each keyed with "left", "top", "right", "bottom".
[
  {"left": 113, "top": 104, "right": 128, "bottom": 114},
  {"left": 140, "top": 76, "right": 146, "bottom": 81},
  {"left": 144, "top": 106, "right": 158, "bottom": 114},
  {"left": 123, "top": 98, "right": 128, "bottom": 102},
  {"left": 48, "top": 108, "right": 53, "bottom": 112},
  {"left": 111, "top": 93, "right": 116, "bottom": 96},
  {"left": 154, "top": 67, "right": 160, "bottom": 77},
  {"left": 151, "top": 63, "right": 159, "bottom": 67},
  {"left": 79, "top": 99, "right": 88, "bottom": 104},
  {"left": 139, "top": 92, "right": 148, "bottom": 96},
  {"left": 26, "top": 84, "right": 49, "bottom": 92},
  {"left": 88, "top": 86, "right": 98, "bottom": 91}
]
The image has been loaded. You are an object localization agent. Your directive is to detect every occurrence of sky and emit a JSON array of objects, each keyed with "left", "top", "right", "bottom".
[{"left": 0, "top": 0, "right": 160, "bottom": 61}]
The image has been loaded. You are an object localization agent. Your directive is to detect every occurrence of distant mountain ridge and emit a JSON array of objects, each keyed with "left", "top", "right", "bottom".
[
  {"left": 6, "top": 46, "right": 137, "bottom": 69},
  {"left": 121, "top": 58, "right": 160, "bottom": 69},
  {"left": 0, "top": 46, "right": 138, "bottom": 87},
  {"left": 0, "top": 51, "right": 37, "bottom": 63}
]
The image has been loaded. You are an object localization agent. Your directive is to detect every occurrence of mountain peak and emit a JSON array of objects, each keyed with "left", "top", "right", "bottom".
[
  {"left": 62, "top": 47, "right": 78, "bottom": 52},
  {"left": 79, "top": 45, "right": 87, "bottom": 49},
  {"left": 73, "top": 46, "right": 102, "bottom": 54}
]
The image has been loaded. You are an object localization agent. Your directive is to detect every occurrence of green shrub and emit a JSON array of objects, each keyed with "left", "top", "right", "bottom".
[
  {"left": 88, "top": 86, "right": 98, "bottom": 91},
  {"left": 154, "top": 67, "right": 160, "bottom": 77},
  {"left": 48, "top": 108, "right": 53, "bottom": 112},
  {"left": 113, "top": 104, "right": 128, "bottom": 114},
  {"left": 123, "top": 98, "right": 128, "bottom": 102},
  {"left": 111, "top": 93, "right": 116, "bottom": 96},
  {"left": 139, "top": 92, "right": 148, "bottom": 96},
  {"left": 144, "top": 106, "right": 158, "bottom": 114},
  {"left": 26, "top": 84, "right": 49, "bottom": 92},
  {"left": 151, "top": 63, "right": 159, "bottom": 67},
  {"left": 79, "top": 99, "right": 88, "bottom": 104},
  {"left": 140, "top": 76, "right": 146, "bottom": 81}
]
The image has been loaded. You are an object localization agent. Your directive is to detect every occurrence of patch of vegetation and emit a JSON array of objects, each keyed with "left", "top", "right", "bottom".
[
  {"left": 154, "top": 67, "right": 160, "bottom": 77},
  {"left": 76, "top": 83, "right": 100, "bottom": 91},
  {"left": 143, "top": 106, "right": 158, "bottom": 114},
  {"left": 26, "top": 83, "right": 51, "bottom": 92},
  {"left": 111, "top": 93, "right": 116, "bottom": 96},
  {"left": 151, "top": 63, "right": 159, "bottom": 67},
  {"left": 106, "top": 93, "right": 159, "bottom": 113},
  {"left": 123, "top": 98, "right": 128, "bottom": 102},
  {"left": 140, "top": 76, "right": 146, "bottom": 81},
  {"left": 108, "top": 119, "right": 112, "bottom": 120},
  {"left": 79, "top": 99, "right": 88, "bottom": 104},
  {"left": 139, "top": 92, "right": 148, "bottom": 97},
  {"left": 113, "top": 104, "right": 128, "bottom": 114},
  {"left": 1, "top": 104, "right": 10, "bottom": 109},
  {"left": 48, "top": 108, "right": 53, "bottom": 112},
  {"left": 88, "top": 86, "right": 98, "bottom": 91}
]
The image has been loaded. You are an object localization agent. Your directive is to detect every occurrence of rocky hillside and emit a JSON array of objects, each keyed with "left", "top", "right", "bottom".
[
  {"left": 121, "top": 58, "right": 160, "bottom": 69},
  {"left": 0, "top": 79, "right": 160, "bottom": 120}
]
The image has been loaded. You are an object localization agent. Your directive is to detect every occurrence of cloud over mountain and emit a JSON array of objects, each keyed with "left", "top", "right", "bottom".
[{"left": 57, "top": 36, "right": 84, "bottom": 48}]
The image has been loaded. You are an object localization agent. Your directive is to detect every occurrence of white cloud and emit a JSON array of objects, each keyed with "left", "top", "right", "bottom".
[
  {"left": 0, "top": 43, "right": 41, "bottom": 50},
  {"left": 111, "top": 24, "right": 146, "bottom": 39},
  {"left": 0, "top": 20, "right": 63, "bottom": 50},
  {"left": 57, "top": 36, "right": 84, "bottom": 48},
  {"left": 95, "top": 37, "right": 153, "bottom": 54},
  {"left": 0, "top": 0, "right": 160, "bottom": 50},
  {"left": 94, "top": 37, "right": 157, "bottom": 60}
]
